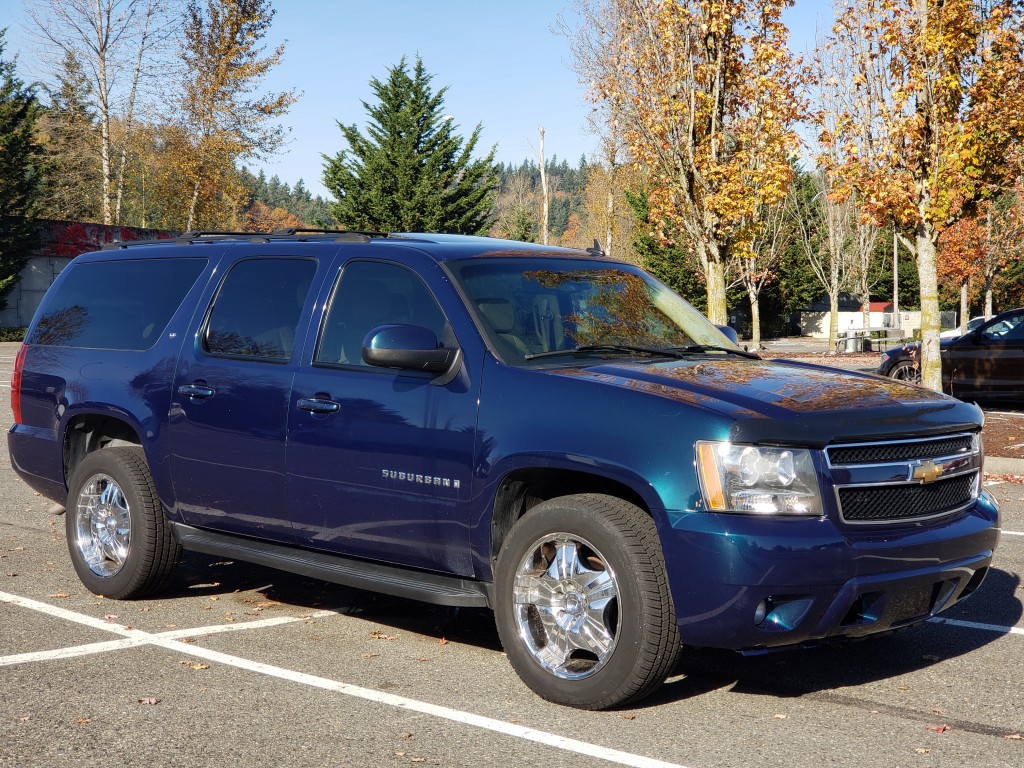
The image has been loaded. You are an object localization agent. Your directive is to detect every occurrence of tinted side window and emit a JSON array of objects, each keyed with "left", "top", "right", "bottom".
[
  {"left": 316, "top": 261, "right": 447, "bottom": 367},
  {"left": 985, "top": 313, "right": 1024, "bottom": 341},
  {"left": 29, "top": 257, "right": 207, "bottom": 350},
  {"left": 205, "top": 258, "right": 317, "bottom": 360}
]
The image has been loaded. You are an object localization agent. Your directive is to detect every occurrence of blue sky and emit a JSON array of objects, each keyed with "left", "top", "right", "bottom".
[{"left": 0, "top": 0, "right": 834, "bottom": 199}]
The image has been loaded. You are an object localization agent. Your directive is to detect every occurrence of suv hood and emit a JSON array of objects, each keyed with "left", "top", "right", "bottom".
[{"left": 553, "top": 356, "right": 982, "bottom": 448}]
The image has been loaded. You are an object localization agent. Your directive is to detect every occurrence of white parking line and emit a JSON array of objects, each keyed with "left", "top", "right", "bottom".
[
  {"left": 930, "top": 617, "right": 1024, "bottom": 636},
  {"left": 0, "top": 590, "right": 690, "bottom": 768}
]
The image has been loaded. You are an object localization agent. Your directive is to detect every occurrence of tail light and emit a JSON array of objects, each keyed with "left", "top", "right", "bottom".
[{"left": 11, "top": 343, "right": 27, "bottom": 424}]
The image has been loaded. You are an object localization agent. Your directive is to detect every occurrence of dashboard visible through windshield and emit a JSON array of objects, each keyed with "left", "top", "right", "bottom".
[{"left": 446, "top": 257, "right": 735, "bottom": 364}]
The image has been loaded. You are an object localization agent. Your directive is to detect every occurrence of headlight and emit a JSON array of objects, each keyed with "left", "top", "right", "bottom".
[{"left": 695, "top": 441, "right": 823, "bottom": 515}]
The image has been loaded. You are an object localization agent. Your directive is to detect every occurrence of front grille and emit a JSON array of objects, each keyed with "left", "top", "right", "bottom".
[
  {"left": 838, "top": 475, "right": 975, "bottom": 522},
  {"left": 828, "top": 435, "right": 974, "bottom": 466},
  {"left": 829, "top": 432, "right": 981, "bottom": 525}
]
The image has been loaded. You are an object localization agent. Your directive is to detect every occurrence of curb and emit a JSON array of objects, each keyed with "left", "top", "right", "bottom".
[{"left": 984, "top": 456, "right": 1024, "bottom": 476}]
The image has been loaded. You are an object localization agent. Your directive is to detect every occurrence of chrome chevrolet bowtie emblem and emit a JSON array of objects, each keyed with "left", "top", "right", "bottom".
[{"left": 912, "top": 460, "right": 942, "bottom": 484}]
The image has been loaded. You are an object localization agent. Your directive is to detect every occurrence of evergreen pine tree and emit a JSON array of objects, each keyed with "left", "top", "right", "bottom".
[
  {"left": 39, "top": 51, "right": 101, "bottom": 221},
  {"left": 0, "top": 30, "right": 43, "bottom": 310},
  {"left": 323, "top": 56, "right": 498, "bottom": 234}
]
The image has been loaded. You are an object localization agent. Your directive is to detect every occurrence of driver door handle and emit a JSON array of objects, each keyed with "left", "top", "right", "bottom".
[{"left": 297, "top": 397, "right": 341, "bottom": 414}]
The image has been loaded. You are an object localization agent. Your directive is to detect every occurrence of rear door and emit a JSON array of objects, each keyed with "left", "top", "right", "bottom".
[
  {"left": 286, "top": 256, "right": 479, "bottom": 575},
  {"left": 169, "top": 248, "right": 322, "bottom": 541}
]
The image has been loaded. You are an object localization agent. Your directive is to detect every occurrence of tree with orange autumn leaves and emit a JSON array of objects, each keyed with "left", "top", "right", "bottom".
[
  {"left": 572, "top": 0, "right": 805, "bottom": 326},
  {"left": 819, "top": 0, "right": 1024, "bottom": 390},
  {"left": 938, "top": 213, "right": 986, "bottom": 332}
]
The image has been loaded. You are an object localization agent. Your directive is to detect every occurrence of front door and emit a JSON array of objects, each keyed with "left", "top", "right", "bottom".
[
  {"left": 947, "top": 310, "right": 1024, "bottom": 399},
  {"left": 286, "top": 259, "right": 477, "bottom": 575}
]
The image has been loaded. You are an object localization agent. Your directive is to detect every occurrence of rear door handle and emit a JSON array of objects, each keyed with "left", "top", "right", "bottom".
[
  {"left": 177, "top": 384, "right": 216, "bottom": 399},
  {"left": 297, "top": 397, "right": 340, "bottom": 414}
]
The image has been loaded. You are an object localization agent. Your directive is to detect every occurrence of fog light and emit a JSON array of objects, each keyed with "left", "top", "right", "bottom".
[
  {"left": 753, "top": 599, "right": 769, "bottom": 625},
  {"left": 754, "top": 596, "right": 815, "bottom": 632}
]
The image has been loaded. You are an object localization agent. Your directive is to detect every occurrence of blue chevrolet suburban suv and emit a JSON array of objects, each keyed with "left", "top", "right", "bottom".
[{"left": 8, "top": 231, "right": 1001, "bottom": 709}]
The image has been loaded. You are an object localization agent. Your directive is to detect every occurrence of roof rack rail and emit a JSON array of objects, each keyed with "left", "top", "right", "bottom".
[
  {"left": 101, "top": 229, "right": 391, "bottom": 250},
  {"left": 270, "top": 228, "right": 387, "bottom": 242}
]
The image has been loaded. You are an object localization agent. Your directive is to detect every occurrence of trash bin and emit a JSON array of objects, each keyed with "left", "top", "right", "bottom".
[{"left": 842, "top": 335, "right": 872, "bottom": 353}]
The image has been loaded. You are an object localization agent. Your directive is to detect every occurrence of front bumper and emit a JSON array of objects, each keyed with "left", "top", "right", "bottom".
[{"left": 659, "top": 490, "right": 1000, "bottom": 650}]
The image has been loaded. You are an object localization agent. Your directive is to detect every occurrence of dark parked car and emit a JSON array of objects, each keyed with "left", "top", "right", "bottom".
[
  {"left": 9, "top": 231, "right": 1000, "bottom": 709},
  {"left": 878, "top": 307, "right": 1024, "bottom": 401}
]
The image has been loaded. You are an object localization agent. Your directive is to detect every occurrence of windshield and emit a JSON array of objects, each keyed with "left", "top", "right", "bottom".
[{"left": 447, "top": 257, "right": 736, "bottom": 364}]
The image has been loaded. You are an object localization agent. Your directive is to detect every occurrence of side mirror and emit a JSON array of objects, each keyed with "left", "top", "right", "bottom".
[
  {"left": 716, "top": 325, "right": 740, "bottom": 345},
  {"left": 362, "top": 324, "right": 457, "bottom": 374}
]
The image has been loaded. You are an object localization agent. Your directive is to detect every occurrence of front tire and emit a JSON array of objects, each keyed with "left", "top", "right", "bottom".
[
  {"left": 66, "top": 447, "right": 181, "bottom": 599},
  {"left": 494, "top": 494, "right": 680, "bottom": 709},
  {"left": 888, "top": 359, "right": 921, "bottom": 383}
]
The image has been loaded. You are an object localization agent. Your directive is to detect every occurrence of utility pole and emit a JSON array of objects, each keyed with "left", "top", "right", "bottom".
[
  {"left": 893, "top": 228, "right": 900, "bottom": 332},
  {"left": 539, "top": 126, "right": 549, "bottom": 245}
]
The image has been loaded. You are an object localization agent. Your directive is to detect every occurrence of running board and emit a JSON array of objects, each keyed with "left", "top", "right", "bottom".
[{"left": 172, "top": 523, "right": 492, "bottom": 608}]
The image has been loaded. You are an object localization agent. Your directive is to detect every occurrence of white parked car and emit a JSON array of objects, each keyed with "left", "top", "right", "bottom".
[{"left": 940, "top": 316, "right": 986, "bottom": 339}]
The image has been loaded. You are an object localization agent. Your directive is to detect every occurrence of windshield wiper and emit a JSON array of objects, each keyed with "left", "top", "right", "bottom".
[
  {"left": 524, "top": 344, "right": 687, "bottom": 361},
  {"left": 676, "top": 344, "right": 761, "bottom": 360}
]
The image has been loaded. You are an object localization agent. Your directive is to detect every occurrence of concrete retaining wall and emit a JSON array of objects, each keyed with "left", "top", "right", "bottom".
[{"left": 1, "top": 220, "right": 177, "bottom": 327}]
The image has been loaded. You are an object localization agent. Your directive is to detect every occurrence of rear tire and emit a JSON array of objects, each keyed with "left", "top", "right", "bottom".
[
  {"left": 494, "top": 494, "right": 680, "bottom": 709},
  {"left": 66, "top": 447, "right": 181, "bottom": 599}
]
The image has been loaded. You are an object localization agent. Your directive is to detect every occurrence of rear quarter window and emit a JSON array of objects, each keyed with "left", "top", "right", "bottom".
[{"left": 27, "top": 257, "right": 207, "bottom": 350}]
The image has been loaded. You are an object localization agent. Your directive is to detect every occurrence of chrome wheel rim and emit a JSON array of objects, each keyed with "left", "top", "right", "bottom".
[
  {"left": 73, "top": 473, "right": 131, "bottom": 577},
  {"left": 890, "top": 362, "right": 921, "bottom": 383},
  {"left": 511, "top": 533, "right": 620, "bottom": 680}
]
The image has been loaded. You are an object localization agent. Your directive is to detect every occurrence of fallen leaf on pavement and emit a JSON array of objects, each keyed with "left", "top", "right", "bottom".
[
  {"left": 137, "top": 698, "right": 161, "bottom": 705},
  {"left": 926, "top": 724, "right": 953, "bottom": 734}
]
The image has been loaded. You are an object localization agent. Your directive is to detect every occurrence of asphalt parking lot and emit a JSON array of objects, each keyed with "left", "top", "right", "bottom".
[{"left": 1, "top": 343, "right": 1022, "bottom": 768}]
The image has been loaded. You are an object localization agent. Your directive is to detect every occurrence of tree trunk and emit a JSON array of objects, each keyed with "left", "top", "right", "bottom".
[
  {"left": 186, "top": 182, "right": 200, "bottom": 232},
  {"left": 705, "top": 257, "right": 728, "bottom": 326},
  {"left": 828, "top": 287, "right": 840, "bottom": 353},
  {"left": 916, "top": 223, "right": 942, "bottom": 391},
  {"left": 959, "top": 279, "right": 969, "bottom": 334},
  {"left": 747, "top": 285, "right": 761, "bottom": 346},
  {"left": 605, "top": 184, "right": 614, "bottom": 256}
]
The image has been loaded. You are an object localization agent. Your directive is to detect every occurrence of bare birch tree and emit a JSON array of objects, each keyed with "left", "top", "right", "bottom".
[
  {"left": 25, "top": 0, "right": 180, "bottom": 225},
  {"left": 791, "top": 171, "right": 855, "bottom": 352},
  {"left": 739, "top": 198, "right": 792, "bottom": 346}
]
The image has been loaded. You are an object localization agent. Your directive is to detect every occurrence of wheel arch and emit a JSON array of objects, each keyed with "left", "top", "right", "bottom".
[
  {"left": 486, "top": 467, "right": 653, "bottom": 579},
  {"left": 63, "top": 411, "right": 144, "bottom": 489}
]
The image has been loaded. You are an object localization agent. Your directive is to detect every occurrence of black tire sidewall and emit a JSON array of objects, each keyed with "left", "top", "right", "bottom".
[
  {"left": 494, "top": 496, "right": 672, "bottom": 709},
  {"left": 66, "top": 448, "right": 160, "bottom": 599}
]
